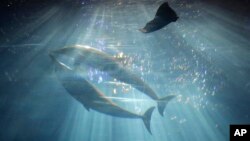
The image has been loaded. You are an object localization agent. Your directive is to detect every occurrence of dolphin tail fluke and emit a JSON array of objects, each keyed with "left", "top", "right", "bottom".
[
  {"left": 157, "top": 95, "right": 176, "bottom": 116},
  {"left": 142, "top": 107, "right": 155, "bottom": 134}
]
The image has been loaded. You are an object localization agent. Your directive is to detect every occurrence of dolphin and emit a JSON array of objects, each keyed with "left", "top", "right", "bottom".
[
  {"left": 49, "top": 45, "right": 176, "bottom": 116},
  {"left": 139, "top": 2, "right": 178, "bottom": 33},
  {"left": 52, "top": 59, "right": 155, "bottom": 134}
]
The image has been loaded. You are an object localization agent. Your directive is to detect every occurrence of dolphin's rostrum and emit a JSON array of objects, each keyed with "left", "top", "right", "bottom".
[{"left": 50, "top": 45, "right": 176, "bottom": 116}]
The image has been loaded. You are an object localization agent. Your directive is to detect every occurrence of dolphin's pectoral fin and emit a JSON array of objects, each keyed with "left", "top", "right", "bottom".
[
  {"left": 83, "top": 104, "right": 90, "bottom": 111},
  {"left": 142, "top": 107, "right": 155, "bottom": 134},
  {"left": 157, "top": 94, "right": 176, "bottom": 116}
]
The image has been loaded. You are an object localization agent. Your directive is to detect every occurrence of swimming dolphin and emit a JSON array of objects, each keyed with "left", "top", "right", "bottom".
[
  {"left": 139, "top": 2, "right": 178, "bottom": 33},
  {"left": 49, "top": 45, "right": 176, "bottom": 116},
  {"left": 52, "top": 59, "right": 155, "bottom": 134}
]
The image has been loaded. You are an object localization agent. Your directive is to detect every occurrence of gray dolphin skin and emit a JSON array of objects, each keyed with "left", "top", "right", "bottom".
[
  {"left": 49, "top": 45, "right": 176, "bottom": 116},
  {"left": 52, "top": 60, "right": 155, "bottom": 134}
]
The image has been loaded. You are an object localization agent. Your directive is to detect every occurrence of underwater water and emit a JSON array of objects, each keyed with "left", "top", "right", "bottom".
[{"left": 0, "top": 0, "right": 250, "bottom": 141}]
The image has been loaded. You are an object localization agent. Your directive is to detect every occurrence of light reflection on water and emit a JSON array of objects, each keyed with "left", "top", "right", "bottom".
[{"left": 0, "top": 0, "right": 250, "bottom": 141}]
